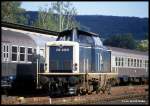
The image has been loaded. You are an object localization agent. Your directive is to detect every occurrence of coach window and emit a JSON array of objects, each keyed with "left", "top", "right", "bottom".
[
  {"left": 20, "top": 47, "right": 25, "bottom": 61},
  {"left": 137, "top": 59, "right": 139, "bottom": 67},
  {"left": 12, "top": 46, "right": 18, "bottom": 61},
  {"left": 128, "top": 58, "right": 130, "bottom": 67},
  {"left": 118, "top": 57, "right": 121, "bottom": 66},
  {"left": 115, "top": 57, "right": 118, "bottom": 66},
  {"left": 34, "top": 49, "right": 36, "bottom": 54},
  {"left": 134, "top": 59, "right": 136, "bottom": 67},
  {"left": 125, "top": 58, "right": 128, "bottom": 67},
  {"left": 139, "top": 60, "right": 142, "bottom": 67},
  {"left": 2, "top": 44, "right": 9, "bottom": 61},
  {"left": 131, "top": 59, "right": 133, "bottom": 67},
  {"left": 27, "top": 48, "right": 32, "bottom": 62},
  {"left": 121, "top": 57, "right": 124, "bottom": 67},
  {"left": 145, "top": 60, "right": 148, "bottom": 68}
]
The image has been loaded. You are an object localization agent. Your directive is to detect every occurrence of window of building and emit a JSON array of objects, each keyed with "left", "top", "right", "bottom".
[
  {"left": 12, "top": 46, "right": 18, "bottom": 61},
  {"left": 27, "top": 48, "right": 32, "bottom": 62},
  {"left": 19, "top": 47, "right": 25, "bottom": 61}
]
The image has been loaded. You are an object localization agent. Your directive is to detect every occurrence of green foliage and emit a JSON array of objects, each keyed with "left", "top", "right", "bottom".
[
  {"left": 33, "top": 7, "right": 57, "bottom": 31},
  {"left": 33, "top": 2, "right": 80, "bottom": 32},
  {"left": 1, "top": 1, "right": 27, "bottom": 24},
  {"left": 103, "top": 33, "right": 136, "bottom": 50},
  {"left": 136, "top": 40, "right": 149, "bottom": 52},
  {"left": 135, "top": 33, "right": 148, "bottom": 52},
  {"left": 51, "top": 2, "right": 79, "bottom": 31}
]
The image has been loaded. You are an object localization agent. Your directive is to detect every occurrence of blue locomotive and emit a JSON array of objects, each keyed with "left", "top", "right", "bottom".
[{"left": 40, "top": 28, "right": 115, "bottom": 96}]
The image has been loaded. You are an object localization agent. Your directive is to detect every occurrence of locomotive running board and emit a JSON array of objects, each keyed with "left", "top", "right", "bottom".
[{"left": 38, "top": 72, "right": 118, "bottom": 76}]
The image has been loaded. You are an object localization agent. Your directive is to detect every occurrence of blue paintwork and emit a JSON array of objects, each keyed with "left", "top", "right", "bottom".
[{"left": 49, "top": 46, "right": 73, "bottom": 72}]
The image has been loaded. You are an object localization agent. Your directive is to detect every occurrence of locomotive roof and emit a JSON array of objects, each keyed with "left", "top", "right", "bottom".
[
  {"left": 59, "top": 28, "right": 99, "bottom": 37},
  {"left": 2, "top": 21, "right": 59, "bottom": 36}
]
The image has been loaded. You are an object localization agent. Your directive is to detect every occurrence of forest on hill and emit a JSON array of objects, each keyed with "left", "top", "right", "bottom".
[{"left": 23, "top": 11, "right": 148, "bottom": 40}]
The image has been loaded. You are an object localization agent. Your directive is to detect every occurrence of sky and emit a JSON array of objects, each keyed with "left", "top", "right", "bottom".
[{"left": 21, "top": 1, "right": 149, "bottom": 18}]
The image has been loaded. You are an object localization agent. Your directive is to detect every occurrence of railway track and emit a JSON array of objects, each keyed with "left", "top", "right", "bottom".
[
  {"left": 1, "top": 85, "right": 148, "bottom": 104},
  {"left": 58, "top": 93, "right": 148, "bottom": 104}
]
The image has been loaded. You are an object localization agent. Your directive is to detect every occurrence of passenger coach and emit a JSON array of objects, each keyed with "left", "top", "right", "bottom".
[
  {"left": 1, "top": 22, "right": 57, "bottom": 89},
  {"left": 107, "top": 46, "right": 148, "bottom": 84}
]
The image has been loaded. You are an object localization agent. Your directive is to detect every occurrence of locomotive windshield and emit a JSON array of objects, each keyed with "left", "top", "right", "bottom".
[
  {"left": 93, "top": 36, "right": 103, "bottom": 47},
  {"left": 56, "top": 31, "right": 72, "bottom": 41}
]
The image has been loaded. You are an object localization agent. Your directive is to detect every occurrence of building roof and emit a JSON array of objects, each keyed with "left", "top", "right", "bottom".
[{"left": 106, "top": 46, "right": 148, "bottom": 56}]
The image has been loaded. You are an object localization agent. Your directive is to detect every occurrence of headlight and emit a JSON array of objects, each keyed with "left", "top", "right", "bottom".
[{"left": 9, "top": 76, "right": 13, "bottom": 80}]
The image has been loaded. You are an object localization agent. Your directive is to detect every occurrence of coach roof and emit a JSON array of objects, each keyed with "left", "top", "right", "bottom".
[
  {"left": 106, "top": 46, "right": 148, "bottom": 56},
  {"left": 2, "top": 21, "right": 59, "bottom": 36}
]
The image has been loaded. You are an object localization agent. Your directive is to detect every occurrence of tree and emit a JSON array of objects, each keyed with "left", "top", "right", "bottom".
[
  {"left": 103, "top": 33, "right": 136, "bottom": 50},
  {"left": 136, "top": 40, "right": 148, "bottom": 52},
  {"left": 33, "top": 2, "right": 79, "bottom": 32},
  {"left": 135, "top": 32, "right": 149, "bottom": 52},
  {"left": 33, "top": 7, "right": 57, "bottom": 31},
  {"left": 51, "top": 1, "right": 79, "bottom": 31},
  {"left": 1, "top": 1, "right": 27, "bottom": 24}
]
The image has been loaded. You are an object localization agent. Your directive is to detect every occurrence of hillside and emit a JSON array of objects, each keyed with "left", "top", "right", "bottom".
[{"left": 24, "top": 11, "right": 148, "bottom": 40}]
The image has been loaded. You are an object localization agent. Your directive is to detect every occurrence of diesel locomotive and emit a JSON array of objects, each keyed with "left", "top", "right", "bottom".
[{"left": 38, "top": 28, "right": 117, "bottom": 96}]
